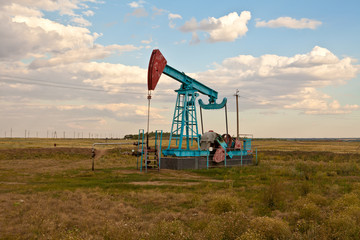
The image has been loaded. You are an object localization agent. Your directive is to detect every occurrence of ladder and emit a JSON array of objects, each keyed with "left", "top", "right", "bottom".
[{"left": 139, "top": 130, "right": 163, "bottom": 172}]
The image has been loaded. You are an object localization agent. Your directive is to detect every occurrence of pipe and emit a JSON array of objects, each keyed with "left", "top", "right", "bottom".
[
  {"left": 146, "top": 92, "right": 151, "bottom": 150},
  {"left": 235, "top": 90, "right": 239, "bottom": 139},
  {"left": 200, "top": 106, "right": 204, "bottom": 135},
  {"left": 225, "top": 103, "right": 228, "bottom": 136}
]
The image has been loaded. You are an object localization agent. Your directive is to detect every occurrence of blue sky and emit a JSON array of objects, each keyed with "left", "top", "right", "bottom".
[{"left": 0, "top": 0, "right": 359, "bottom": 138}]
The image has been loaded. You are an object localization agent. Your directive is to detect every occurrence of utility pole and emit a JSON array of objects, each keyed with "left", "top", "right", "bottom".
[{"left": 234, "top": 90, "right": 240, "bottom": 139}]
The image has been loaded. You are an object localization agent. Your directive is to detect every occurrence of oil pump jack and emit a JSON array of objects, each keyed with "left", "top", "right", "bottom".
[{"left": 138, "top": 49, "right": 253, "bottom": 171}]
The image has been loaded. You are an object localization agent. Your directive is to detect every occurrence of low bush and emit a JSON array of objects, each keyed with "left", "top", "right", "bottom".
[
  {"left": 262, "top": 180, "right": 285, "bottom": 211},
  {"left": 247, "top": 216, "right": 291, "bottom": 240},
  {"left": 208, "top": 194, "right": 240, "bottom": 214},
  {"left": 199, "top": 212, "right": 249, "bottom": 240},
  {"left": 149, "top": 220, "right": 192, "bottom": 240},
  {"left": 327, "top": 214, "right": 360, "bottom": 240}
]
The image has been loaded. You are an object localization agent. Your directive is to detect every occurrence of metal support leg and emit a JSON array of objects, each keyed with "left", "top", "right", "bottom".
[{"left": 207, "top": 150, "right": 209, "bottom": 169}]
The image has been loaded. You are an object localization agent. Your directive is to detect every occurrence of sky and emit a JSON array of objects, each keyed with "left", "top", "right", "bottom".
[{"left": 0, "top": 0, "right": 359, "bottom": 138}]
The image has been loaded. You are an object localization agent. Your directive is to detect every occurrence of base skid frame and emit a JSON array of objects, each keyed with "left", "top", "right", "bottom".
[{"left": 160, "top": 155, "right": 253, "bottom": 170}]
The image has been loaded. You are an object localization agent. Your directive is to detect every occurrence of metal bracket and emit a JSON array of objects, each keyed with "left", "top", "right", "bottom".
[{"left": 198, "top": 97, "right": 227, "bottom": 110}]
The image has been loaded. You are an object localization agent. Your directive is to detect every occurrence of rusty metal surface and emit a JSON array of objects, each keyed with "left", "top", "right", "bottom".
[
  {"left": 147, "top": 49, "right": 167, "bottom": 90},
  {"left": 222, "top": 134, "right": 232, "bottom": 149},
  {"left": 213, "top": 148, "right": 225, "bottom": 163},
  {"left": 234, "top": 139, "right": 242, "bottom": 149}
]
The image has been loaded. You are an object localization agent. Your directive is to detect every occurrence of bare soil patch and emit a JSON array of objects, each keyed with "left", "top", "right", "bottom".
[
  {"left": 0, "top": 147, "right": 91, "bottom": 158},
  {"left": 129, "top": 181, "right": 200, "bottom": 186}
]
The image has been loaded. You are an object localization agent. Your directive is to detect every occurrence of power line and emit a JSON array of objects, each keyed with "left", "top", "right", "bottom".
[
  {"left": 0, "top": 75, "right": 145, "bottom": 95},
  {"left": 1, "top": 76, "right": 105, "bottom": 92},
  {"left": 0, "top": 74, "right": 177, "bottom": 96}
]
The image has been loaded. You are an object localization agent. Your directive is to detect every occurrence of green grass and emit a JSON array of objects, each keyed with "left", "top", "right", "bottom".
[{"left": 1, "top": 138, "right": 360, "bottom": 239}]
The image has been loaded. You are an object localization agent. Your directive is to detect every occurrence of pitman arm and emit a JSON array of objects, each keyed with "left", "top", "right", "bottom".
[{"left": 148, "top": 49, "right": 227, "bottom": 109}]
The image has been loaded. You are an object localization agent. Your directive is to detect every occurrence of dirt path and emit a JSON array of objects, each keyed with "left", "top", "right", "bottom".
[{"left": 94, "top": 149, "right": 107, "bottom": 160}]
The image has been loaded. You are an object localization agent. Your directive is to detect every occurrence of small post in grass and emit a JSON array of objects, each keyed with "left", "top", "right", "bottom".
[
  {"left": 91, "top": 148, "right": 95, "bottom": 171},
  {"left": 256, "top": 148, "right": 258, "bottom": 165}
]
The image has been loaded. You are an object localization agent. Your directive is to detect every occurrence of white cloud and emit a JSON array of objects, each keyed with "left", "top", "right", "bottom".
[
  {"left": 0, "top": 0, "right": 358, "bottom": 138},
  {"left": 256, "top": 17, "right": 322, "bottom": 29},
  {"left": 79, "top": 62, "right": 147, "bottom": 93},
  {"left": 168, "top": 13, "right": 182, "bottom": 20},
  {"left": 57, "top": 103, "right": 164, "bottom": 120},
  {"left": 29, "top": 44, "right": 140, "bottom": 69},
  {"left": 180, "top": 11, "right": 251, "bottom": 42},
  {"left": 3, "top": 3, "right": 43, "bottom": 18},
  {"left": 0, "top": 0, "right": 152, "bottom": 135},
  {"left": 0, "top": 1, "right": 103, "bottom": 31},
  {"left": 195, "top": 46, "right": 359, "bottom": 114},
  {"left": 168, "top": 13, "right": 182, "bottom": 29},
  {"left": 130, "top": 7, "right": 148, "bottom": 17},
  {"left": 0, "top": 0, "right": 96, "bottom": 17},
  {"left": 152, "top": 7, "right": 167, "bottom": 16},
  {"left": 0, "top": 2, "right": 140, "bottom": 66},
  {"left": 190, "top": 32, "right": 200, "bottom": 45},
  {"left": 128, "top": 1, "right": 145, "bottom": 8},
  {"left": 141, "top": 37, "right": 152, "bottom": 44},
  {"left": 1, "top": 14, "right": 99, "bottom": 60},
  {"left": 0, "top": 1, "right": 144, "bottom": 96},
  {"left": 284, "top": 88, "right": 359, "bottom": 114},
  {"left": 82, "top": 10, "right": 94, "bottom": 16},
  {"left": 71, "top": 16, "right": 92, "bottom": 26}
]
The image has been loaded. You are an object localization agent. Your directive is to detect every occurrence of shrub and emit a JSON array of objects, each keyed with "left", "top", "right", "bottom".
[
  {"left": 327, "top": 214, "right": 360, "bottom": 240},
  {"left": 345, "top": 206, "right": 360, "bottom": 225},
  {"left": 298, "top": 181, "right": 312, "bottom": 196},
  {"left": 306, "top": 193, "right": 328, "bottom": 207},
  {"left": 208, "top": 195, "right": 240, "bottom": 214},
  {"left": 295, "top": 198, "right": 322, "bottom": 222},
  {"left": 331, "top": 193, "right": 360, "bottom": 213},
  {"left": 200, "top": 212, "right": 249, "bottom": 240},
  {"left": 149, "top": 220, "right": 192, "bottom": 240},
  {"left": 294, "top": 219, "right": 326, "bottom": 240},
  {"left": 237, "top": 229, "right": 265, "bottom": 240},
  {"left": 335, "top": 162, "right": 360, "bottom": 176},
  {"left": 262, "top": 180, "right": 284, "bottom": 211},
  {"left": 295, "top": 162, "right": 317, "bottom": 180},
  {"left": 248, "top": 216, "right": 291, "bottom": 240}
]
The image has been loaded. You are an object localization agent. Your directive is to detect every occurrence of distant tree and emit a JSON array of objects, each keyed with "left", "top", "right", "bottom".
[{"left": 123, "top": 132, "right": 170, "bottom": 140}]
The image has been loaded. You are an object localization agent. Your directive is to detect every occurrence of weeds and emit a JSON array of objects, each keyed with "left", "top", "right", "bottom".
[
  {"left": 208, "top": 194, "right": 240, "bottom": 214},
  {"left": 1, "top": 139, "right": 360, "bottom": 239},
  {"left": 262, "top": 179, "right": 285, "bottom": 211}
]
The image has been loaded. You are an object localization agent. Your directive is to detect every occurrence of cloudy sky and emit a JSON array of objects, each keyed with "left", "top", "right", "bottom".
[{"left": 0, "top": 0, "right": 359, "bottom": 138}]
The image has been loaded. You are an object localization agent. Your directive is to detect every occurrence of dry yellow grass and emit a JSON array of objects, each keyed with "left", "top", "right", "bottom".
[{"left": 0, "top": 138, "right": 360, "bottom": 239}]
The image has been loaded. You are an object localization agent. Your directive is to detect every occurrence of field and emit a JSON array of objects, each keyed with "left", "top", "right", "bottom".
[{"left": 1, "top": 138, "right": 360, "bottom": 239}]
